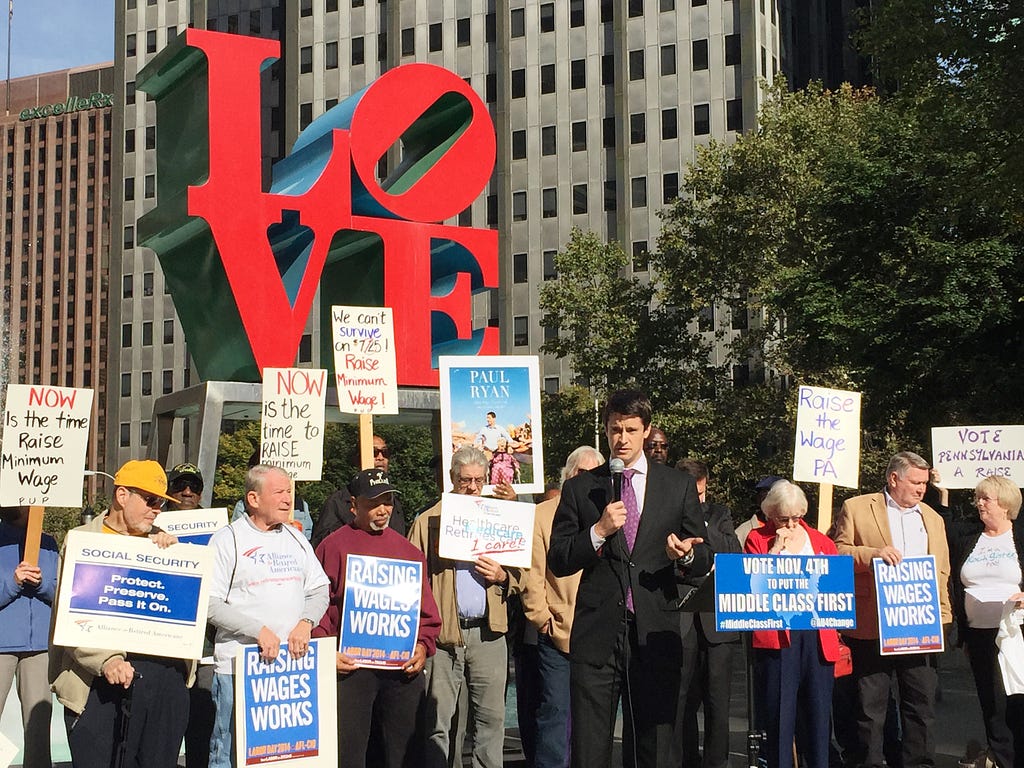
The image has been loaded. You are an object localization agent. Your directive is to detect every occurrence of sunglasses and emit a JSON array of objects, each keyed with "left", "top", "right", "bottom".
[
  {"left": 128, "top": 488, "right": 166, "bottom": 509},
  {"left": 373, "top": 447, "right": 390, "bottom": 458},
  {"left": 170, "top": 478, "right": 203, "bottom": 494}
]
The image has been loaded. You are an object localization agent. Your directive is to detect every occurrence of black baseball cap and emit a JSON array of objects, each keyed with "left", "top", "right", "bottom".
[
  {"left": 168, "top": 462, "right": 204, "bottom": 487},
  {"left": 348, "top": 469, "right": 400, "bottom": 499},
  {"left": 755, "top": 475, "right": 785, "bottom": 491}
]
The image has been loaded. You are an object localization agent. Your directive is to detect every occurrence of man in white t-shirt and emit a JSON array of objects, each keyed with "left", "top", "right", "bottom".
[{"left": 206, "top": 465, "right": 330, "bottom": 768}]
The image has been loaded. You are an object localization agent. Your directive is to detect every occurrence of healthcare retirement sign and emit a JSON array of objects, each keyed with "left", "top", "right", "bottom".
[
  {"left": 438, "top": 493, "right": 535, "bottom": 569},
  {"left": 873, "top": 555, "right": 944, "bottom": 654},
  {"left": 340, "top": 554, "right": 422, "bottom": 667},
  {"left": 53, "top": 531, "right": 214, "bottom": 659},
  {"left": 236, "top": 637, "right": 338, "bottom": 766}
]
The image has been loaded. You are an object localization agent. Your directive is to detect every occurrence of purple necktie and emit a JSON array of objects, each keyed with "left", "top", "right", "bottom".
[{"left": 622, "top": 468, "right": 640, "bottom": 612}]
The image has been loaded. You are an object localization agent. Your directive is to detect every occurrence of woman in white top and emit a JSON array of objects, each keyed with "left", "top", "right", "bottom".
[{"left": 949, "top": 474, "right": 1024, "bottom": 768}]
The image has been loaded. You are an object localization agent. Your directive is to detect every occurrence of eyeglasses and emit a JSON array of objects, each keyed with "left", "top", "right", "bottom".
[
  {"left": 128, "top": 488, "right": 166, "bottom": 509},
  {"left": 170, "top": 478, "right": 202, "bottom": 494},
  {"left": 772, "top": 514, "right": 804, "bottom": 524},
  {"left": 373, "top": 447, "right": 390, "bottom": 458},
  {"left": 456, "top": 476, "right": 485, "bottom": 488}
]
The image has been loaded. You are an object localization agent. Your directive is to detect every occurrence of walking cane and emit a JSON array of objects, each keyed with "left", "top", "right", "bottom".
[
  {"left": 744, "top": 635, "right": 765, "bottom": 768},
  {"left": 113, "top": 674, "right": 139, "bottom": 768}
]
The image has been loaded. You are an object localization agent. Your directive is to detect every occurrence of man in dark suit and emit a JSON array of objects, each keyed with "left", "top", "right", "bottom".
[
  {"left": 674, "top": 459, "right": 741, "bottom": 768},
  {"left": 549, "top": 390, "right": 711, "bottom": 768}
]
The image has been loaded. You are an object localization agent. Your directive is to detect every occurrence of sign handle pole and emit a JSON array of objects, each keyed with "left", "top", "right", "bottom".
[
  {"left": 817, "top": 483, "right": 833, "bottom": 533},
  {"left": 359, "top": 414, "right": 374, "bottom": 469},
  {"left": 24, "top": 506, "right": 44, "bottom": 566}
]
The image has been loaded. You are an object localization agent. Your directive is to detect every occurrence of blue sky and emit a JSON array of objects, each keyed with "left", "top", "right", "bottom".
[{"left": 2, "top": 0, "right": 113, "bottom": 79}]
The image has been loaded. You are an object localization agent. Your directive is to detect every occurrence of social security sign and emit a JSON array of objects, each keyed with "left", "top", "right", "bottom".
[
  {"left": 237, "top": 637, "right": 337, "bottom": 766},
  {"left": 340, "top": 554, "right": 421, "bottom": 668},
  {"left": 715, "top": 553, "right": 856, "bottom": 632},
  {"left": 154, "top": 508, "right": 229, "bottom": 545},
  {"left": 873, "top": 555, "right": 944, "bottom": 654}
]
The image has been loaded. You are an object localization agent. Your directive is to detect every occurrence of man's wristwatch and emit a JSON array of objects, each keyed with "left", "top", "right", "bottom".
[
  {"left": 300, "top": 617, "right": 315, "bottom": 627},
  {"left": 678, "top": 549, "right": 695, "bottom": 567}
]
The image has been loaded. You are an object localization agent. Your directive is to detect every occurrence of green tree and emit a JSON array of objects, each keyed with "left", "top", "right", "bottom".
[{"left": 540, "top": 385, "right": 601, "bottom": 484}]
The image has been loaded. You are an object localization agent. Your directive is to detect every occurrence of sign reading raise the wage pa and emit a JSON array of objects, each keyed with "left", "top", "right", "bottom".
[
  {"left": 0, "top": 384, "right": 94, "bottom": 507},
  {"left": 792, "top": 385, "right": 861, "bottom": 488}
]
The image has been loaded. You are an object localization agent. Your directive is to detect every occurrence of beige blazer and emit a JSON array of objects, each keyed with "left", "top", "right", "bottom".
[
  {"left": 521, "top": 497, "right": 581, "bottom": 654},
  {"left": 832, "top": 492, "right": 951, "bottom": 641}
]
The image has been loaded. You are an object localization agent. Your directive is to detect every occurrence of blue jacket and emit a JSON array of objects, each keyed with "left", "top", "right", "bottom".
[{"left": 0, "top": 522, "right": 58, "bottom": 652}]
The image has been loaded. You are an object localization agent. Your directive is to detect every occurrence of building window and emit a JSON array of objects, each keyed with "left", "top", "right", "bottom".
[
  {"left": 629, "top": 49, "right": 644, "bottom": 80},
  {"left": 300, "top": 0, "right": 313, "bottom": 16},
  {"left": 513, "top": 252, "right": 528, "bottom": 283},
  {"left": 457, "top": 18, "right": 470, "bottom": 46},
  {"left": 142, "top": 322, "right": 153, "bottom": 346},
  {"left": 124, "top": 177, "right": 135, "bottom": 201},
  {"left": 141, "top": 421, "right": 152, "bottom": 446},
  {"left": 602, "top": 54, "right": 614, "bottom": 85},
  {"left": 543, "top": 250, "right": 558, "bottom": 280},
  {"left": 541, "top": 125, "right": 556, "bottom": 156},
  {"left": 726, "top": 99, "right": 743, "bottom": 131},
  {"left": 487, "top": 195, "right": 498, "bottom": 226},
  {"left": 660, "top": 0, "right": 675, "bottom": 10},
  {"left": 143, "top": 272, "right": 154, "bottom": 296},
  {"left": 660, "top": 44, "right": 676, "bottom": 75},
  {"left": 147, "top": 30, "right": 157, "bottom": 53},
  {"left": 513, "top": 316, "right": 529, "bottom": 346},
  {"left": 120, "top": 423, "right": 131, "bottom": 448},
  {"left": 512, "top": 130, "right": 527, "bottom": 159},
  {"left": 540, "top": 64, "right": 555, "bottom": 94},
  {"left": 300, "top": 46, "right": 313, "bottom": 74},
  {"left": 570, "top": 0, "right": 585, "bottom": 26},
  {"left": 121, "top": 324, "right": 132, "bottom": 346},
  {"left": 630, "top": 113, "right": 646, "bottom": 144},
  {"left": 572, "top": 183, "right": 588, "bottom": 214},
  {"left": 603, "top": 117, "right": 615, "bottom": 148},
  {"left": 126, "top": 34, "right": 136, "bottom": 57},
  {"left": 121, "top": 373, "right": 131, "bottom": 397},
  {"left": 694, "top": 104, "right": 711, "bottom": 135},
  {"left": 511, "top": 8, "right": 525, "bottom": 37},
  {"left": 352, "top": 37, "right": 364, "bottom": 66},
  {"left": 632, "top": 241, "right": 649, "bottom": 271},
  {"left": 125, "top": 129, "right": 135, "bottom": 153},
  {"left": 628, "top": 0, "right": 643, "bottom": 17},
  {"left": 725, "top": 34, "right": 741, "bottom": 66},
  {"left": 732, "top": 300, "right": 749, "bottom": 330},
  {"left": 601, "top": 0, "right": 613, "bottom": 22},
  {"left": 544, "top": 323, "right": 559, "bottom": 343},
  {"left": 693, "top": 39, "right": 709, "bottom": 70},
  {"left": 511, "top": 69, "right": 526, "bottom": 98},
  {"left": 145, "top": 174, "right": 155, "bottom": 198},
  {"left": 542, "top": 188, "right": 557, "bottom": 218},
  {"left": 604, "top": 180, "right": 616, "bottom": 211},
  {"left": 124, "top": 226, "right": 134, "bottom": 249},
  {"left": 571, "top": 121, "right": 587, "bottom": 151},
  {"left": 429, "top": 23, "right": 442, "bottom": 51},
  {"left": 631, "top": 177, "right": 647, "bottom": 208},
  {"left": 571, "top": 59, "right": 586, "bottom": 89},
  {"left": 141, "top": 372, "right": 152, "bottom": 396},
  {"left": 163, "top": 319, "right": 174, "bottom": 344},
  {"left": 325, "top": 41, "right": 338, "bottom": 69},
  {"left": 698, "top": 304, "right": 714, "bottom": 332},
  {"left": 512, "top": 191, "right": 527, "bottom": 221},
  {"left": 299, "top": 334, "right": 313, "bottom": 363},
  {"left": 122, "top": 275, "right": 133, "bottom": 298},
  {"left": 300, "top": 103, "right": 313, "bottom": 130},
  {"left": 163, "top": 370, "right": 173, "bottom": 394},
  {"left": 540, "top": 3, "right": 555, "bottom": 32},
  {"left": 663, "top": 172, "right": 679, "bottom": 203},
  {"left": 544, "top": 376, "right": 560, "bottom": 394},
  {"left": 401, "top": 28, "right": 415, "bottom": 56},
  {"left": 692, "top": 0, "right": 707, "bottom": 6},
  {"left": 662, "top": 108, "right": 677, "bottom": 139}
]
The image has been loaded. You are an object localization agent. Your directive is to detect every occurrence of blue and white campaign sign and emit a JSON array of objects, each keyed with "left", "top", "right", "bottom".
[
  {"left": 236, "top": 637, "right": 338, "bottom": 766},
  {"left": 873, "top": 555, "right": 944, "bottom": 654},
  {"left": 154, "top": 508, "right": 229, "bottom": 545},
  {"left": 714, "top": 553, "right": 856, "bottom": 632},
  {"left": 340, "top": 555, "right": 422, "bottom": 668},
  {"left": 52, "top": 530, "right": 214, "bottom": 659}
]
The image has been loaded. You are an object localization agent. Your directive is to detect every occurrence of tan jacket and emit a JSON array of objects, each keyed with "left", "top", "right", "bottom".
[
  {"left": 521, "top": 497, "right": 580, "bottom": 653},
  {"left": 49, "top": 513, "right": 198, "bottom": 714},
  {"left": 832, "top": 492, "right": 952, "bottom": 641},
  {"left": 408, "top": 500, "right": 522, "bottom": 648}
]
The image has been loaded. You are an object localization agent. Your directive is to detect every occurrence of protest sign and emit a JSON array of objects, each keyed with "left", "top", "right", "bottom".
[
  {"left": 931, "top": 425, "right": 1024, "bottom": 489},
  {"left": 52, "top": 530, "right": 213, "bottom": 659},
  {"left": 340, "top": 555, "right": 422, "bottom": 667},
  {"left": 236, "top": 637, "right": 338, "bottom": 766},
  {"left": 154, "top": 508, "right": 229, "bottom": 545},
  {"left": 438, "top": 493, "right": 535, "bottom": 569},
  {"left": 792, "top": 385, "right": 861, "bottom": 489},
  {"left": 714, "top": 553, "right": 855, "bottom": 632},
  {"left": 331, "top": 305, "right": 399, "bottom": 415},
  {"left": 0, "top": 731, "right": 16, "bottom": 768},
  {"left": 261, "top": 368, "right": 327, "bottom": 481},
  {"left": 874, "top": 555, "right": 944, "bottom": 654},
  {"left": 0, "top": 384, "right": 94, "bottom": 507},
  {"left": 439, "top": 355, "right": 543, "bottom": 495}
]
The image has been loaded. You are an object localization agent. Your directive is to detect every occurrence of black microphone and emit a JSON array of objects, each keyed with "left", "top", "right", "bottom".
[{"left": 609, "top": 457, "right": 625, "bottom": 502}]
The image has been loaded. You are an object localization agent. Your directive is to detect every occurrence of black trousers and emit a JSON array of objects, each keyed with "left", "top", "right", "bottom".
[
  {"left": 68, "top": 655, "right": 190, "bottom": 768},
  {"left": 185, "top": 663, "right": 215, "bottom": 768},
  {"left": 963, "top": 626, "right": 1024, "bottom": 768},
  {"left": 337, "top": 667, "right": 426, "bottom": 768},
  {"left": 678, "top": 631, "right": 737, "bottom": 768},
  {"left": 846, "top": 638, "right": 937, "bottom": 768}
]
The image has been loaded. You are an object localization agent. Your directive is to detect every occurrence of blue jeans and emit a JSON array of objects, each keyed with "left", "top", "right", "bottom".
[
  {"left": 209, "top": 672, "right": 236, "bottom": 768},
  {"left": 535, "top": 635, "right": 572, "bottom": 768}
]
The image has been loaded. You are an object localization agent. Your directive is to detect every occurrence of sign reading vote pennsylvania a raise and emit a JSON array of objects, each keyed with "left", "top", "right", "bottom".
[
  {"left": 874, "top": 555, "right": 944, "bottom": 654},
  {"left": 53, "top": 531, "right": 214, "bottom": 659},
  {"left": 341, "top": 555, "right": 421, "bottom": 668},
  {"left": 715, "top": 553, "right": 856, "bottom": 632}
]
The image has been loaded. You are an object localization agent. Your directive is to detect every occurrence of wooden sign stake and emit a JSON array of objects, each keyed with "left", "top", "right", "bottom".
[
  {"left": 817, "top": 483, "right": 833, "bottom": 533},
  {"left": 359, "top": 414, "right": 374, "bottom": 469},
  {"left": 24, "top": 506, "right": 45, "bottom": 566}
]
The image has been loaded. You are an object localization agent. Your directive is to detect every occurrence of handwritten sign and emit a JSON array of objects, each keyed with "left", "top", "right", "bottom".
[
  {"left": 331, "top": 305, "right": 398, "bottom": 415},
  {"left": 236, "top": 638, "right": 337, "bottom": 766},
  {"left": 0, "top": 384, "right": 94, "bottom": 506},
  {"left": 261, "top": 368, "right": 327, "bottom": 481},
  {"left": 154, "top": 508, "right": 229, "bottom": 545},
  {"left": 792, "top": 385, "right": 861, "bottom": 488},
  {"left": 438, "top": 493, "right": 535, "bottom": 568},
  {"left": 340, "top": 555, "right": 421, "bottom": 668},
  {"left": 714, "top": 553, "right": 855, "bottom": 632},
  {"left": 874, "top": 555, "right": 944, "bottom": 654},
  {"left": 931, "top": 425, "right": 1024, "bottom": 489},
  {"left": 53, "top": 530, "right": 213, "bottom": 659}
]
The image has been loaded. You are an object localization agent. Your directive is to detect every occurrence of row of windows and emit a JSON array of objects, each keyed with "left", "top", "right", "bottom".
[
  {"left": 2, "top": 114, "right": 106, "bottom": 149},
  {"left": 121, "top": 370, "right": 179, "bottom": 398},
  {"left": 120, "top": 319, "right": 175, "bottom": 347},
  {"left": 509, "top": 173, "right": 681, "bottom": 220}
]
